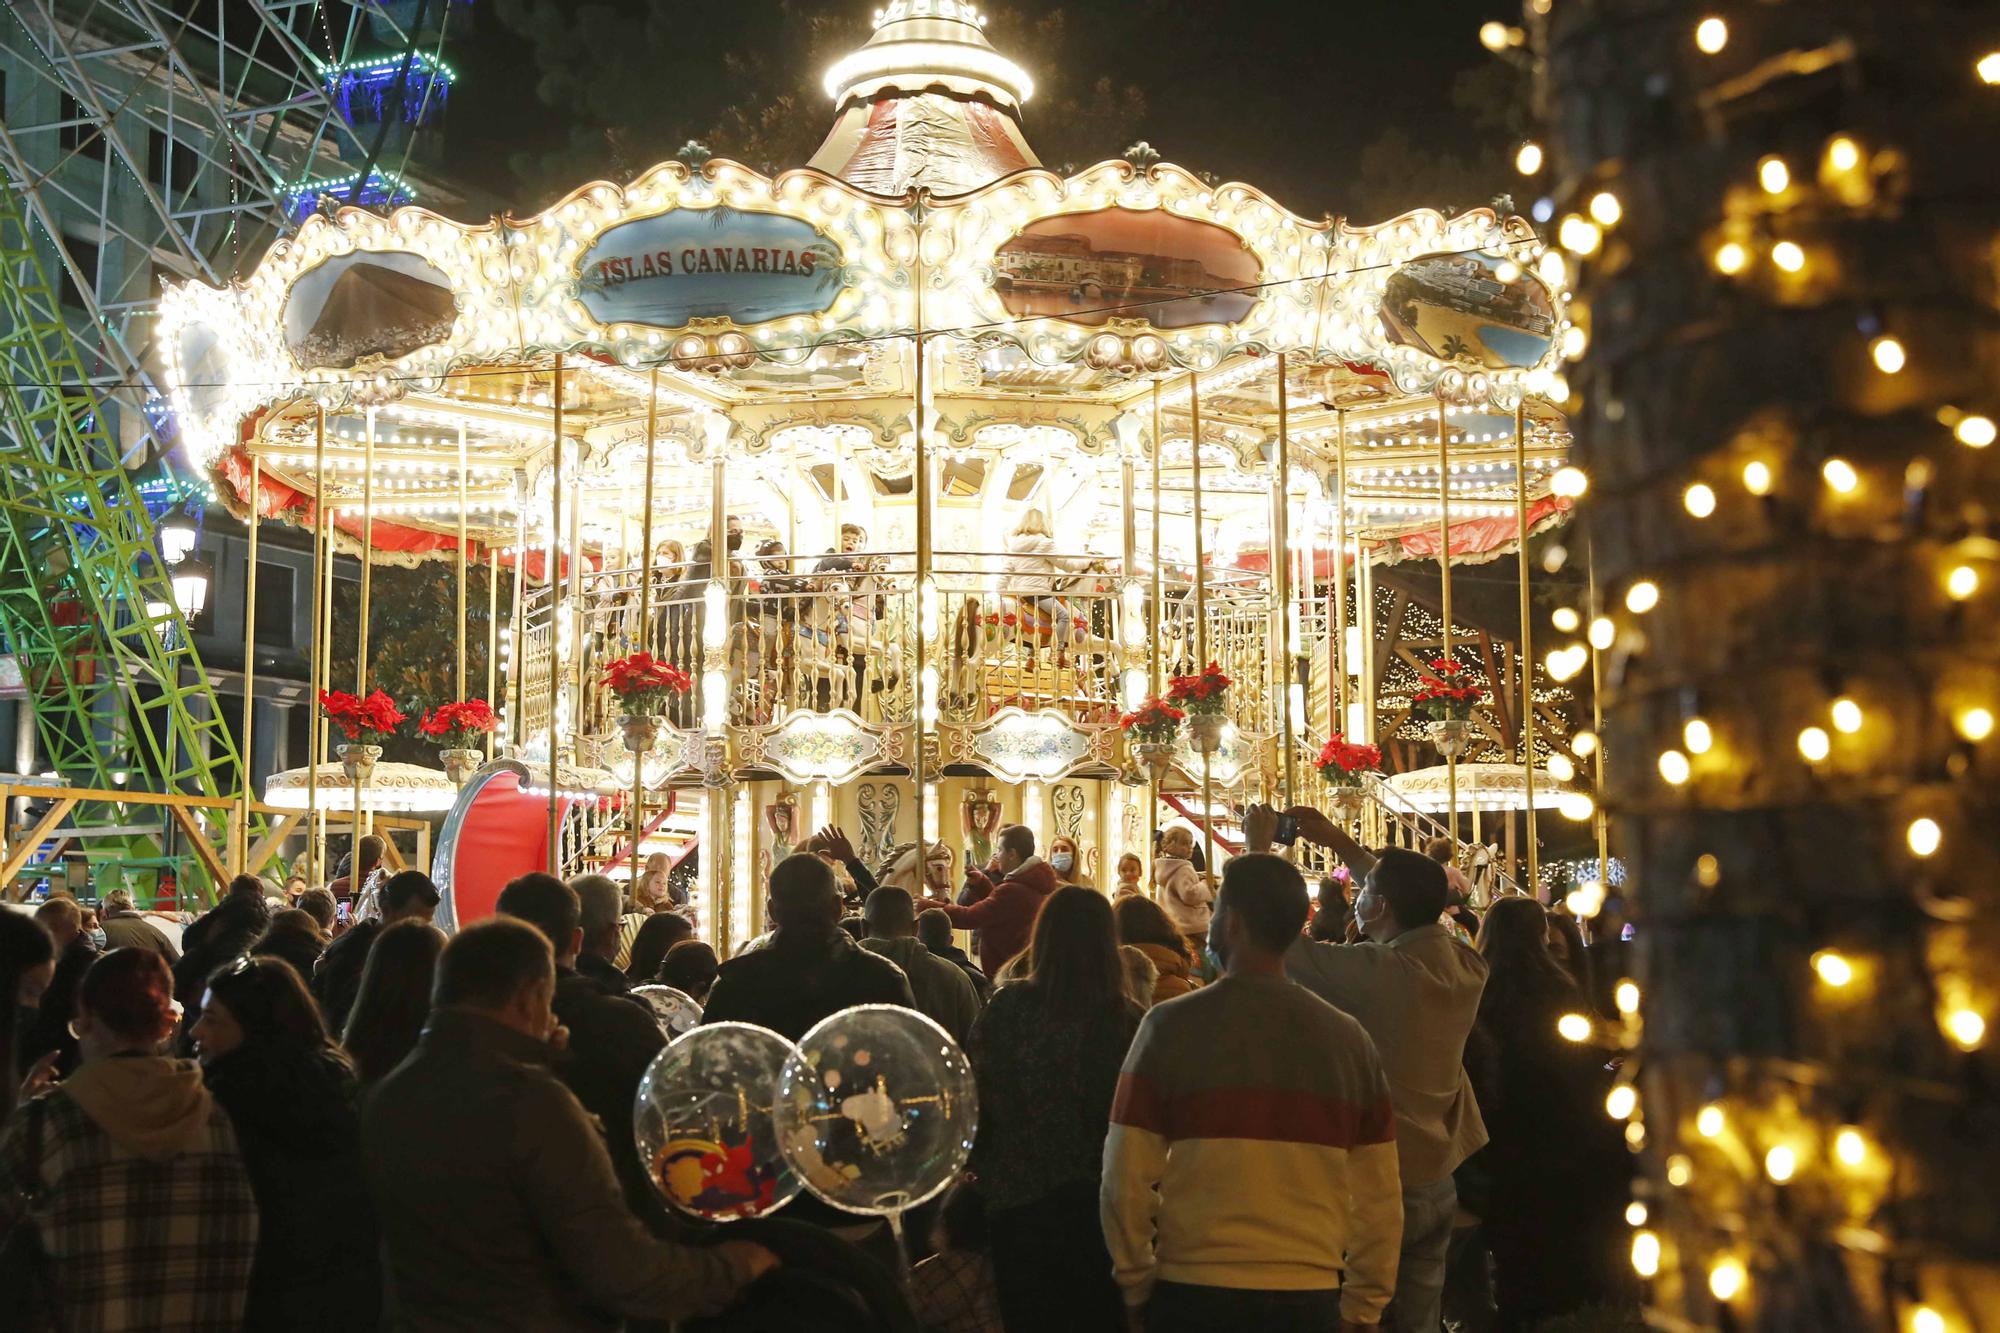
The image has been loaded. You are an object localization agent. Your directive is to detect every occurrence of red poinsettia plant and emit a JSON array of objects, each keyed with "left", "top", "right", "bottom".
[
  {"left": 600, "top": 652, "right": 693, "bottom": 716},
  {"left": 1412, "top": 657, "right": 1484, "bottom": 721},
  {"left": 418, "top": 698, "right": 498, "bottom": 748},
  {"left": 318, "top": 689, "right": 407, "bottom": 742},
  {"left": 1166, "top": 661, "right": 1233, "bottom": 716},
  {"left": 1119, "top": 695, "right": 1186, "bottom": 743},
  {"left": 1316, "top": 733, "right": 1383, "bottom": 787}
]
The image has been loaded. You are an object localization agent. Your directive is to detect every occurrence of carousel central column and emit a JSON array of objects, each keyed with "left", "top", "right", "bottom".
[{"left": 703, "top": 423, "right": 732, "bottom": 949}]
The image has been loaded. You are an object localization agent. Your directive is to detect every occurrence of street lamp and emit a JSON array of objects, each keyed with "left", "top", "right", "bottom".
[
  {"left": 170, "top": 555, "right": 212, "bottom": 621},
  {"left": 160, "top": 516, "right": 198, "bottom": 564}
]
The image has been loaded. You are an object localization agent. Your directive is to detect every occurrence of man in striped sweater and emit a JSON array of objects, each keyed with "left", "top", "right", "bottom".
[{"left": 1101, "top": 852, "right": 1403, "bottom": 1331}]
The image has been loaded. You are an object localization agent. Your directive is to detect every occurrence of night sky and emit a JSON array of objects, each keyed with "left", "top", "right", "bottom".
[{"left": 442, "top": 0, "right": 1517, "bottom": 223}]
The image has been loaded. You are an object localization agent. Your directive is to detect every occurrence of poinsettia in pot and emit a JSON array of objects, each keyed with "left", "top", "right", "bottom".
[
  {"left": 1119, "top": 695, "right": 1186, "bottom": 781},
  {"left": 319, "top": 689, "right": 407, "bottom": 782},
  {"left": 1167, "top": 661, "right": 1233, "bottom": 753},
  {"left": 1413, "top": 658, "right": 1484, "bottom": 757},
  {"left": 1316, "top": 733, "right": 1382, "bottom": 814},
  {"left": 419, "top": 699, "right": 498, "bottom": 785},
  {"left": 600, "top": 652, "right": 693, "bottom": 754}
]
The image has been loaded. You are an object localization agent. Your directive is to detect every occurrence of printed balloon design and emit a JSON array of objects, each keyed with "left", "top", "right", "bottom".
[{"left": 632, "top": 1022, "right": 802, "bottom": 1221}]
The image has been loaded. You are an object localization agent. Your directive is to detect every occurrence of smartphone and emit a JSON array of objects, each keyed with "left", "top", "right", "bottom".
[
  {"left": 336, "top": 900, "right": 351, "bottom": 925},
  {"left": 1274, "top": 813, "right": 1299, "bottom": 846}
]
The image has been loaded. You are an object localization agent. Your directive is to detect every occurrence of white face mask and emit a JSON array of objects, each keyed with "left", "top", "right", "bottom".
[{"left": 1050, "top": 852, "right": 1074, "bottom": 875}]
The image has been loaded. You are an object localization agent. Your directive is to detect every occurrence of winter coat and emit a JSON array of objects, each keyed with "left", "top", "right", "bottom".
[
  {"left": 1152, "top": 855, "right": 1212, "bottom": 935},
  {"left": 310, "top": 917, "right": 381, "bottom": 1034},
  {"left": 548, "top": 965, "right": 666, "bottom": 1211},
  {"left": 204, "top": 1041, "right": 378, "bottom": 1331},
  {"left": 1128, "top": 940, "right": 1200, "bottom": 1005},
  {"left": 101, "top": 908, "right": 180, "bottom": 962},
  {"left": 926, "top": 940, "right": 993, "bottom": 1004},
  {"left": 250, "top": 931, "right": 324, "bottom": 986},
  {"left": 936, "top": 857, "right": 1060, "bottom": 979},
  {"left": 1003, "top": 531, "right": 1086, "bottom": 596},
  {"left": 702, "top": 929, "right": 916, "bottom": 1041},
  {"left": 362, "top": 1007, "right": 754, "bottom": 1331},
  {"left": 175, "top": 893, "right": 272, "bottom": 1011},
  {"left": 860, "top": 935, "right": 981, "bottom": 1044}
]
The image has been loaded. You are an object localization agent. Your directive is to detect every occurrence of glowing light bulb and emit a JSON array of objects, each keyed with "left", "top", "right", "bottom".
[
  {"left": 1479, "top": 20, "right": 1512, "bottom": 51},
  {"left": 1625, "top": 580, "right": 1660, "bottom": 613},
  {"left": 1658, "top": 749, "right": 1691, "bottom": 785},
  {"left": 1683, "top": 718, "right": 1713, "bottom": 754},
  {"left": 1709, "top": 1257, "right": 1747, "bottom": 1302},
  {"left": 1570, "top": 731, "right": 1598, "bottom": 757},
  {"left": 1552, "top": 605, "right": 1581, "bottom": 632},
  {"left": 1557, "top": 1012, "right": 1592, "bottom": 1042},
  {"left": 1713, "top": 240, "right": 1749, "bottom": 274},
  {"left": 1606, "top": 1085, "right": 1638, "bottom": 1120},
  {"left": 1798, "top": 726, "right": 1831, "bottom": 761},
  {"left": 1589, "top": 617, "right": 1615, "bottom": 650},
  {"left": 1946, "top": 565, "right": 1980, "bottom": 600},
  {"left": 1624, "top": 1121, "right": 1646, "bottom": 1149},
  {"left": 1589, "top": 191, "right": 1623, "bottom": 226},
  {"left": 1830, "top": 697, "right": 1863, "bottom": 733},
  {"left": 1772, "top": 240, "right": 1806, "bottom": 272},
  {"left": 1979, "top": 51, "right": 2000, "bottom": 84},
  {"left": 1625, "top": 1201, "right": 1648, "bottom": 1226},
  {"left": 1631, "top": 1230, "right": 1661, "bottom": 1277},
  {"left": 1955, "top": 415, "right": 1996, "bottom": 448},
  {"left": 1515, "top": 141, "right": 1544, "bottom": 175},
  {"left": 1694, "top": 16, "right": 1728, "bottom": 53},
  {"left": 1834, "top": 1128, "right": 1867, "bottom": 1167},
  {"left": 1826, "top": 136, "right": 1861, "bottom": 172},
  {"left": 1551, "top": 465, "right": 1589, "bottom": 498},
  {"left": 1743, "top": 460, "right": 1774, "bottom": 494},
  {"left": 1563, "top": 325, "right": 1589, "bottom": 360},
  {"left": 1696, "top": 1104, "right": 1725, "bottom": 1138},
  {"left": 1946, "top": 1009, "right": 1985, "bottom": 1050},
  {"left": 1559, "top": 215, "right": 1602, "bottom": 255},
  {"left": 1666, "top": 1155, "right": 1693, "bottom": 1187},
  {"left": 1758, "top": 156, "right": 1791, "bottom": 194},
  {"left": 1684, "top": 482, "right": 1717, "bottom": 517},
  {"left": 1822, "top": 457, "right": 1858, "bottom": 493},
  {"left": 1616, "top": 980, "right": 1641, "bottom": 1016},
  {"left": 1907, "top": 817, "right": 1942, "bottom": 857},
  {"left": 1696, "top": 853, "right": 1721, "bottom": 887},
  {"left": 1913, "top": 1307, "right": 1947, "bottom": 1333},
  {"left": 1871, "top": 336, "right": 1907, "bottom": 374},
  {"left": 1546, "top": 753, "right": 1576, "bottom": 781},
  {"left": 1954, "top": 707, "right": 1994, "bottom": 741},
  {"left": 1813, "top": 950, "right": 1855, "bottom": 987},
  {"left": 1765, "top": 1145, "right": 1797, "bottom": 1182}
]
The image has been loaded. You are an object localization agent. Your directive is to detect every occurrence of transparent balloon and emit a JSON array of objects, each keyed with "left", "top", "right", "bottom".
[
  {"left": 633, "top": 1022, "right": 803, "bottom": 1222},
  {"left": 774, "top": 1005, "right": 977, "bottom": 1216},
  {"left": 631, "top": 984, "right": 704, "bottom": 1040}
]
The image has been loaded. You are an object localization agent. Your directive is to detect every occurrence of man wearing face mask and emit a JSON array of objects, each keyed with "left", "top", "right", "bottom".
[{"left": 1241, "top": 803, "right": 1489, "bottom": 1333}]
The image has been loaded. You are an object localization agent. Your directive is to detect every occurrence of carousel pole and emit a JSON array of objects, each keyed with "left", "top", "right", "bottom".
[
  {"left": 1148, "top": 378, "right": 1163, "bottom": 875},
  {"left": 354, "top": 408, "right": 377, "bottom": 849},
  {"left": 1436, "top": 401, "right": 1458, "bottom": 848},
  {"left": 1273, "top": 354, "right": 1295, "bottom": 807},
  {"left": 511, "top": 487, "right": 529, "bottom": 749},
  {"left": 913, "top": 251, "right": 932, "bottom": 850},
  {"left": 306, "top": 408, "right": 326, "bottom": 887},
  {"left": 569, "top": 461, "right": 586, "bottom": 754},
  {"left": 1189, "top": 371, "right": 1214, "bottom": 889},
  {"left": 486, "top": 549, "right": 500, "bottom": 758},
  {"left": 547, "top": 356, "right": 565, "bottom": 873},
  {"left": 706, "top": 429, "right": 729, "bottom": 948},
  {"left": 1332, "top": 409, "right": 1351, "bottom": 741},
  {"left": 632, "top": 369, "right": 659, "bottom": 877},
  {"left": 455, "top": 424, "right": 468, "bottom": 702},
  {"left": 1513, "top": 402, "right": 1539, "bottom": 892},
  {"left": 237, "top": 455, "right": 260, "bottom": 873},
  {"left": 317, "top": 427, "right": 337, "bottom": 881},
  {"left": 1585, "top": 531, "right": 1609, "bottom": 893}
]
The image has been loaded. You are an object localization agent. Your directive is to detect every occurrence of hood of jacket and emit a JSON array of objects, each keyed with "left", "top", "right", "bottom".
[
  {"left": 859, "top": 935, "right": 930, "bottom": 972},
  {"left": 62, "top": 1055, "right": 216, "bottom": 1160},
  {"left": 1001, "top": 856, "right": 1059, "bottom": 899},
  {"left": 1131, "top": 940, "right": 1193, "bottom": 980}
]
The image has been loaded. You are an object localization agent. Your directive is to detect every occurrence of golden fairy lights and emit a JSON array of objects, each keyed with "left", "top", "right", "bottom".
[
  {"left": 1515, "top": 141, "right": 1544, "bottom": 175},
  {"left": 1683, "top": 482, "right": 1716, "bottom": 516},
  {"left": 1742, "top": 459, "right": 1774, "bottom": 495},
  {"left": 1944, "top": 564, "right": 1979, "bottom": 600},
  {"left": 1694, "top": 16, "right": 1728, "bottom": 54},
  {"left": 1812, "top": 949, "right": 1855, "bottom": 988}
]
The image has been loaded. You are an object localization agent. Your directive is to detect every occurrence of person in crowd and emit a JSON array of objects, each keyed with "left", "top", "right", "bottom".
[
  {"left": 0, "top": 912, "right": 56, "bottom": 1119},
  {"left": 1264, "top": 803, "right": 1489, "bottom": 1333},
  {"left": 634, "top": 850, "right": 683, "bottom": 914},
  {"left": 313, "top": 869, "right": 440, "bottom": 1034},
  {"left": 1112, "top": 852, "right": 1145, "bottom": 901},
  {"left": 860, "top": 887, "right": 980, "bottom": 1044},
  {"left": 570, "top": 874, "right": 635, "bottom": 995},
  {"left": 341, "top": 919, "right": 445, "bottom": 1087},
  {"left": 909, "top": 1180, "right": 1003, "bottom": 1333},
  {"left": 497, "top": 874, "right": 667, "bottom": 1208},
  {"left": 809, "top": 825, "right": 881, "bottom": 901},
  {"left": 1003, "top": 509, "right": 1091, "bottom": 648},
  {"left": 23, "top": 896, "right": 93, "bottom": 1076},
  {"left": 174, "top": 872, "right": 273, "bottom": 1017},
  {"left": 250, "top": 908, "right": 327, "bottom": 982},
  {"left": 192, "top": 956, "right": 378, "bottom": 1331},
  {"left": 1102, "top": 852, "right": 1402, "bottom": 1332},
  {"left": 1423, "top": 836, "right": 1476, "bottom": 901},
  {"left": 327, "top": 834, "right": 385, "bottom": 906},
  {"left": 1544, "top": 907, "right": 1591, "bottom": 998},
  {"left": 0, "top": 948, "right": 257, "bottom": 1330},
  {"left": 79, "top": 905, "right": 106, "bottom": 951},
  {"left": 625, "top": 910, "right": 697, "bottom": 985},
  {"left": 1047, "top": 835, "right": 1090, "bottom": 888},
  {"left": 1119, "top": 946, "right": 1160, "bottom": 1012},
  {"left": 283, "top": 875, "right": 308, "bottom": 903},
  {"left": 1471, "top": 900, "right": 1629, "bottom": 1329},
  {"left": 100, "top": 885, "right": 180, "bottom": 961},
  {"left": 657, "top": 939, "right": 719, "bottom": 1004},
  {"left": 925, "top": 825, "right": 1058, "bottom": 980},
  {"left": 917, "top": 908, "right": 991, "bottom": 1004},
  {"left": 1113, "top": 894, "right": 1202, "bottom": 1006},
  {"left": 965, "top": 885, "right": 1138, "bottom": 1330},
  {"left": 296, "top": 887, "right": 338, "bottom": 937},
  {"left": 1151, "top": 826, "right": 1211, "bottom": 957},
  {"left": 363, "top": 919, "right": 778, "bottom": 1329}
]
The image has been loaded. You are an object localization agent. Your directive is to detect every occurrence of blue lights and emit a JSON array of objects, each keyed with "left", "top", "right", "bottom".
[
  {"left": 321, "top": 52, "right": 455, "bottom": 126},
  {"left": 284, "top": 169, "right": 418, "bottom": 223}
]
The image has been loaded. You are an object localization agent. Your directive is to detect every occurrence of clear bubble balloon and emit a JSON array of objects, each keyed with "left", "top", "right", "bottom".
[
  {"left": 633, "top": 1022, "right": 802, "bottom": 1222},
  {"left": 774, "top": 1005, "right": 977, "bottom": 1216},
  {"left": 631, "top": 984, "right": 704, "bottom": 1039}
]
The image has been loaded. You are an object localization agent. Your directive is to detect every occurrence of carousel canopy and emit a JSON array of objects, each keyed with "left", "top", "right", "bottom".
[{"left": 1386, "top": 762, "right": 1576, "bottom": 813}]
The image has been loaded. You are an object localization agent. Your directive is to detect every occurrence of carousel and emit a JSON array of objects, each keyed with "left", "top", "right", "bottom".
[{"left": 160, "top": 0, "right": 1593, "bottom": 947}]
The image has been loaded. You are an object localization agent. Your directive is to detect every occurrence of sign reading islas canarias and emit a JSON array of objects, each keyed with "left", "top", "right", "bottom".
[{"left": 576, "top": 207, "right": 846, "bottom": 329}]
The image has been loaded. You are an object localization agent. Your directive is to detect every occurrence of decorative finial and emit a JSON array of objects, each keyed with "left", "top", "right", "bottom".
[
  {"left": 676, "top": 140, "right": 713, "bottom": 165},
  {"left": 1123, "top": 141, "right": 1162, "bottom": 167}
]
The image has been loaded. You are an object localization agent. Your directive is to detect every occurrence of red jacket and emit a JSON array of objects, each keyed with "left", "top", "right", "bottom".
[{"left": 933, "top": 857, "right": 1058, "bottom": 978}]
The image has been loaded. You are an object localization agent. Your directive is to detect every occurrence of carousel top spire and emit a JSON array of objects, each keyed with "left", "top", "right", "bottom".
[{"left": 809, "top": 0, "right": 1040, "bottom": 196}]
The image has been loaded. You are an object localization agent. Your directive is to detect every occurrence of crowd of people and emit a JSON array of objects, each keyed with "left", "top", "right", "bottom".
[{"left": 0, "top": 801, "right": 1634, "bottom": 1332}]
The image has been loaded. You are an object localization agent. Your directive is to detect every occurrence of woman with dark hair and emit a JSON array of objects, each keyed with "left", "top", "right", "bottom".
[
  {"left": 0, "top": 911, "right": 56, "bottom": 1119},
  {"left": 1544, "top": 906, "right": 1592, "bottom": 1000},
  {"left": 339, "top": 919, "right": 443, "bottom": 1087},
  {"left": 1472, "top": 899, "right": 1629, "bottom": 1330},
  {"left": 624, "top": 910, "right": 696, "bottom": 984},
  {"left": 194, "top": 956, "right": 380, "bottom": 1331},
  {"left": 0, "top": 949, "right": 257, "bottom": 1329},
  {"left": 966, "top": 885, "right": 1140, "bottom": 1331},
  {"left": 658, "top": 938, "right": 720, "bottom": 1003},
  {"left": 1112, "top": 893, "right": 1201, "bottom": 1005},
  {"left": 251, "top": 907, "right": 328, "bottom": 982}
]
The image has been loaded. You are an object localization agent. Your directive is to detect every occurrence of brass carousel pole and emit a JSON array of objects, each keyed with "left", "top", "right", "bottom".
[
  {"left": 237, "top": 456, "right": 260, "bottom": 873},
  {"left": 632, "top": 369, "right": 659, "bottom": 878},
  {"left": 1514, "top": 402, "right": 1539, "bottom": 892},
  {"left": 1274, "top": 354, "right": 1295, "bottom": 807},
  {"left": 1148, "top": 378, "right": 1163, "bottom": 875},
  {"left": 1436, "top": 401, "right": 1458, "bottom": 848},
  {"left": 1585, "top": 531, "right": 1609, "bottom": 893},
  {"left": 913, "top": 253, "right": 931, "bottom": 848},
  {"left": 354, "top": 408, "right": 377, "bottom": 848},
  {"left": 486, "top": 549, "right": 500, "bottom": 758},
  {"left": 511, "top": 490, "right": 529, "bottom": 749},
  {"left": 1332, "top": 409, "right": 1350, "bottom": 742},
  {"left": 1189, "top": 371, "right": 1214, "bottom": 888},
  {"left": 306, "top": 408, "right": 326, "bottom": 887},
  {"left": 317, "top": 429, "right": 338, "bottom": 880},
  {"left": 546, "top": 356, "right": 565, "bottom": 873},
  {"left": 455, "top": 424, "right": 468, "bottom": 702}
]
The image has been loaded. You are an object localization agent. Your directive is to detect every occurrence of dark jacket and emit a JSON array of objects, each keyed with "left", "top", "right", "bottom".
[
  {"left": 252, "top": 930, "right": 325, "bottom": 985},
  {"left": 859, "top": 936, "right": 980, "bottom": 1045},
  {"left": 362, "top": 1007, "right": 753, "bottom": 1332},
  {"left": 101, "top": 908, "right": 180, "bottom": 962},
  {"left": 702, "top": 929, "right": 917, "bottom": 1041},
  {"left": 22, "top": 936, "right": 95, "bottom": 1075},
  {"left": 924, "top": 940, "right": 992, "bottom": 1003},
  {"left": 311, "top": 918, "right": 381, "bottom": 1034},
  {"left": 934, "top": 857, "right": 1059, "bottom": 978},
  {"left": 175, "top": 893, "right": 272, "bottom": 1011},
  {"left": 205, "top": 1040, "right": 379, "bottom": 1332},
  {"left": 576, "top": 951, "right": 633, "bottom": 996},
  {"left": 550, "top": 965, "right": 666, "bottom": 1213}
]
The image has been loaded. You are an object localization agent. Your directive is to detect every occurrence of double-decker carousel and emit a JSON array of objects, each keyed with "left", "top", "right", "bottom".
[{"left": 161, "top": 0, "right": 1588, "bottom": 947}]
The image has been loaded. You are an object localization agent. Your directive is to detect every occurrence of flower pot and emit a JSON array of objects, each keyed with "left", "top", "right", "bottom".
[
  {"left": 1327, "top": 784, "right": 1366, "bottom": 816},
  {"left": 337, "top": 742, "right": 382, "bottom": 783},
  {"left": 619, "top": 712, "right": 665, "bottom": 755},
  {"left": 1185, "top": 712, "right": 1226, "bottom": 753},
  {"left": 439, "top": 747, "right": 483, "bottom": 785},
  {"left": 1429, "top": 717, "right": 1474, "bottom": 759},
  {"left": 1131, "top": 738, "right": 1176, "bottom": 781}
]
